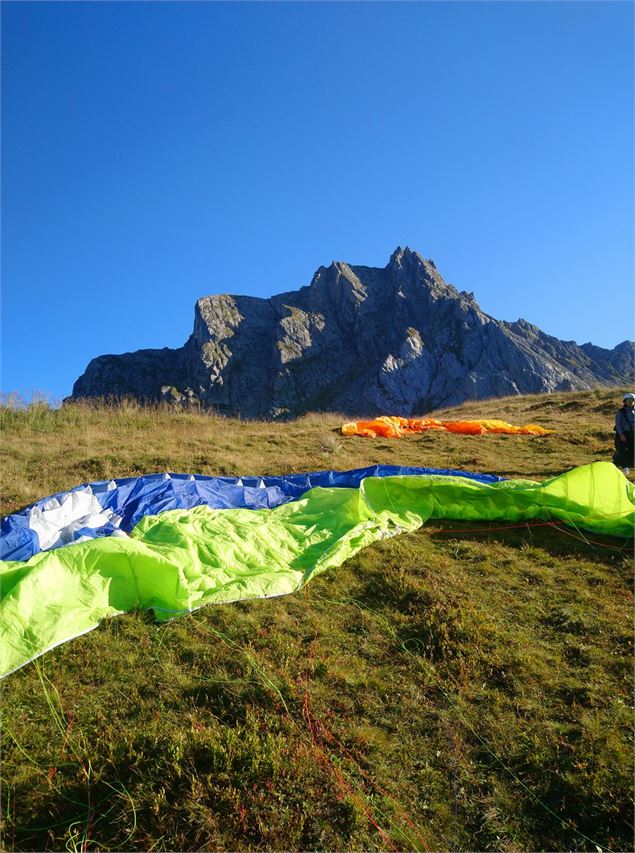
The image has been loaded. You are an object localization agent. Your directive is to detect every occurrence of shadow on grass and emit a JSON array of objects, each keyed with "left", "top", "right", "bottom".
[{"left": 426, "top": 521, "right": 633, "bottom": 570}]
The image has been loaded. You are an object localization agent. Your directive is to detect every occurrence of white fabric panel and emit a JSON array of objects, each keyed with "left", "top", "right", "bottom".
[{"left": 29, "top": 487, "right": 123, "bottom": 551}]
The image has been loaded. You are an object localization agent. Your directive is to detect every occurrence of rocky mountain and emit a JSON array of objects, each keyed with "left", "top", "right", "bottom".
[{"left": 70, "top": 247, "right": 634, "bottom": 417}]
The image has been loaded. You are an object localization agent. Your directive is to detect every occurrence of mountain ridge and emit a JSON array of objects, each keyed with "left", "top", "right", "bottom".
[{"left": 70, "top": 247, "right": 634, "bottom": 417}]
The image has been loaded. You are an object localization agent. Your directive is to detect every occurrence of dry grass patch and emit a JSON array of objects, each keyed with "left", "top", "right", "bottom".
[{"left": 1, "top": 387, "right": 630, "bottom": 514}]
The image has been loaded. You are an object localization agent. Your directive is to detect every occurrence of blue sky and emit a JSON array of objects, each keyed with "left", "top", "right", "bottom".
[{"left": 2, "top": 1, "right": 633, "bottom": 402}]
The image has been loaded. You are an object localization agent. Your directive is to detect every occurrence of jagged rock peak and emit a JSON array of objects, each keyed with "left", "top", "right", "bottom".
[
  {"left": 388, "top": 245, "right": 421, "bottom": 265},
  {"left": 388, "top": 245, "right": 437, "bottom": 274},
  {"left": 387, "top": 246, "right": 452, "bottom": 292}
]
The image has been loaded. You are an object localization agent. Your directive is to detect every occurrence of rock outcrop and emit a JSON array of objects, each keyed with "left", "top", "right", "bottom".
[{"left": 70, "top": 247, "right": 634, "bottom": 417}]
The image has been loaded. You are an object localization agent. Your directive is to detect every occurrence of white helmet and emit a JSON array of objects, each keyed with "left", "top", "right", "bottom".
[{"left": 624, "top": 393, "right": 635, "bottom": 402}]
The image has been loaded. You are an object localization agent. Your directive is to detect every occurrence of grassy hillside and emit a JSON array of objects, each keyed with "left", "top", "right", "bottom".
[{"left": 1, "top": 388, "right": 633, "bottom": 852}]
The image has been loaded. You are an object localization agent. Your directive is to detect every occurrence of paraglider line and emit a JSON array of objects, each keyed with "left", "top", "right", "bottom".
[
  {"left": 300, "top": 587, "right": 432, "bottom": 852},
  {"left": 193, "top": 611, "right": 430, "bottom": 851},
  {"left": 313, "top": 591, "right": 618, "bottom": 853}
]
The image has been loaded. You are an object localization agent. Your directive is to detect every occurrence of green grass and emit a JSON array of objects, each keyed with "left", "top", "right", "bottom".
[{"left": 1, "top": 388, "right": 633, "bottom": 851}]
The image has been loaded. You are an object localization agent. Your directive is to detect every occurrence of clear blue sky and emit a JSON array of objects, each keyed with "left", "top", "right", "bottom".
[{"left": 2, "top": 1, "right": 633, "bottom": 402}]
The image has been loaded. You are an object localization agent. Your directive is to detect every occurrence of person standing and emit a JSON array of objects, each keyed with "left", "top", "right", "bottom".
[{"left": 613, "top": 392, "right": 635, "bottom": 474}]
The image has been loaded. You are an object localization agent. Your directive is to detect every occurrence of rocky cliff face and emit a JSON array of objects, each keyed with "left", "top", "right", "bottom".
[{"left": 70, "top": 247, "right": 634, "bottom": 417}]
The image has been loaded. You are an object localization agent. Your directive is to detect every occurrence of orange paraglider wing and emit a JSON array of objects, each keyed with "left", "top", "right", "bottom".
[{"left": 341, "top": 417, "right": 554, "bottom": 438}]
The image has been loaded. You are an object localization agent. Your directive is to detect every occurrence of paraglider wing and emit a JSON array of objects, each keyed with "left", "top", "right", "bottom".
[{"left": 0, "top": 462, "right": 631, "bottom": 678}]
